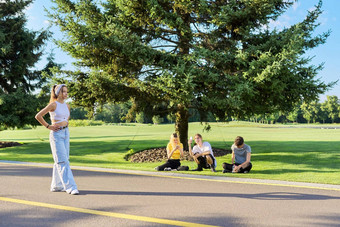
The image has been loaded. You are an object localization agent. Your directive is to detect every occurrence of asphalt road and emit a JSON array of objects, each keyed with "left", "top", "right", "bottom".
[{"left": 1, "top": 161, "right": 340, "bottom": 227}]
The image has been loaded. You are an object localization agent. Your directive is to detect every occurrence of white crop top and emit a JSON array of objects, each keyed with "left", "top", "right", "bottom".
[{"left": 49, "top": 101, "right": 70, "bottom": 123}]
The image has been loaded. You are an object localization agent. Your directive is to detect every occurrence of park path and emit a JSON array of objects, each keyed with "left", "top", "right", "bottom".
[{"left": 1, "top": 161, "right": 340, "bottom": 227}]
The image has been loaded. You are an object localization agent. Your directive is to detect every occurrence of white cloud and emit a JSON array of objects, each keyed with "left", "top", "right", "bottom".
[
  {"left": 318, "top": 16, "right": 328, "bottom": 26},
  {"left": 27, "top": 15, "right": 36, "bottom": 22},
  {"left": 308, "top": 6, "right": 317, "bottom": 12},
  {"left": 268, "top": 15, "right": 292, "bottom": 31},
  {"left": 292, "top": 2, "right": 300, "bottom": 11},
  {"left": 316, "top": 10, "right": 329, "bottom": 26},
  {"left": 24, "top": 2, "right": 34, "bottom": 12}
]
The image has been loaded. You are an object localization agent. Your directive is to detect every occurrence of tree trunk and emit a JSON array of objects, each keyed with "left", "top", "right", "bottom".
[{"left": 175, "top": 104, "right": 189, "bottom": 151}]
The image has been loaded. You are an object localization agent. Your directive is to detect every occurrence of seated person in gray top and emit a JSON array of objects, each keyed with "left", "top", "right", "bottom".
[{"left": 222, "top": 136, "right": 252, "bottom": 173}]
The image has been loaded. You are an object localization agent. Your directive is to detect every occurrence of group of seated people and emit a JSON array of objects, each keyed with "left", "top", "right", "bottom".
[{"left": 155, "top": 133, "right": 252, "bottom": 173}]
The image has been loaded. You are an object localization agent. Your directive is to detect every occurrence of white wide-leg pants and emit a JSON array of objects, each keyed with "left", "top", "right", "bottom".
[{"left": 49, "top": 128, "right": 77, "bottom": 193}]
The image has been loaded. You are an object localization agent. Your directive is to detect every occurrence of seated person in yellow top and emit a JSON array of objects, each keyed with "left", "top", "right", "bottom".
[{"left": 155, "top": 133, "right": 184, "bottom": 171}]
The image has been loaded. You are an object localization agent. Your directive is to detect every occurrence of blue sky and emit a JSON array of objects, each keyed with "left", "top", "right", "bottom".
[{"left": 25, "top": 0, "right": 339, "bottom": 101}]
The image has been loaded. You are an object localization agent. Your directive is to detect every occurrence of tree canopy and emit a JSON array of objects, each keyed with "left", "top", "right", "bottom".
[
  {"left": 49, "top": 0, "right": 333, "bottom": 148},
  {"left": 0, "top": 0, "right": 51, "bottom": 128}
]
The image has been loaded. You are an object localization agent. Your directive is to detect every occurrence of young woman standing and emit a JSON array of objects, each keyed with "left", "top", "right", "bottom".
[{"left": 35, "top": 84, "right": 79, "bottom": 195}]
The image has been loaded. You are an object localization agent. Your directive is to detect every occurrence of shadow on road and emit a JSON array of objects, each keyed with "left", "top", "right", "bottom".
[{"left": 79, "top": 190, "right": 340, "bottom": 201}]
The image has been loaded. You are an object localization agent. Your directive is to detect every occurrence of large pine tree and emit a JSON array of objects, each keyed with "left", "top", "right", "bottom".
[
  {"left": 0, "top": 0, "right": 50, "bottom": 129},
  {"left": 49, "top": 0, "right": 332, "bottom": 149}
]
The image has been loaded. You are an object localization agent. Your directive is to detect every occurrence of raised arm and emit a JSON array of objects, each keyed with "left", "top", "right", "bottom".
[
  {"left": 188, "top": 138, "right": 193, "bottom": 156},
  {"left": 179, "top": 145, "right": 184, "bottom": 158}
]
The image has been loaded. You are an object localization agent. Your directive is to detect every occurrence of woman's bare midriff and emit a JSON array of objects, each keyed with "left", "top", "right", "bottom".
[{"left": 52, "top": 121, "right": 68, "bottom": 127}]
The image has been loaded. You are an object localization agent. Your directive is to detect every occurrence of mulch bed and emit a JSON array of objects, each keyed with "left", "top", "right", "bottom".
[
  {"left": 129, "top": 147, "right": 231, "bottom": 163},
  {"left": 0, "top": 141, "right": 22, "bottom": 149}
]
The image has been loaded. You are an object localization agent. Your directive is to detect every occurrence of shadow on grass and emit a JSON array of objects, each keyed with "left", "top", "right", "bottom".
[
  {"left": 71, "top": 134, "right": 150, "bottom": 140},
  {"left": 5, "top": 134, "right": 151, "bottom": 142},
  {"left": 0, "top": 142, "right": 50, "bottom": 155},
  {"left": 0, "top": 140, "right": 166, "bottom": 165},
  {"left": 69, "top": 139, "right": 168, "bottom": 155}
]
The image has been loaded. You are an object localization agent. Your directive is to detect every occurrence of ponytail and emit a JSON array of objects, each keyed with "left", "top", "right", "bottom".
[{"left": 49, "top": 85, "right": 58, "bottom": 104}]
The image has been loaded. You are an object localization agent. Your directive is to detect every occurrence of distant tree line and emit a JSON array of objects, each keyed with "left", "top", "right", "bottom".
[
  {"left": 241, "top": 95, "right": 340, "bottom": 124},
  {"left": 71, "top": 95, "right": 340, "bottom": 124}
]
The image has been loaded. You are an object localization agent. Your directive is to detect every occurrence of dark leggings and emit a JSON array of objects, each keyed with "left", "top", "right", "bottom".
[
  {"left": 222, "top": 162, "right": 252, "bottom": 173},
  {"left": 155, "top": 159, "right": 181, "bottom": 171}
]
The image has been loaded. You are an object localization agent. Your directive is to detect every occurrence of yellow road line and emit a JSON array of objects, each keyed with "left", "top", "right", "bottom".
[
  {"left": 0, "top": 196, "right": 217, "bottom": 227},
  {"left": 1, "top": 161, "right": 340, "bottom": 192}
]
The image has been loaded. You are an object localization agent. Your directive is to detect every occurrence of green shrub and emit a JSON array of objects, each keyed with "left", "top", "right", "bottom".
[
  {"left": 68, "top": 119, "right": 105, "bottom": 127},
  {"left": 107, "top": 123, "right": 135, "bottom": 126},
  {"left": 15, "top": 125, "right": 33, "bottom": 130}
]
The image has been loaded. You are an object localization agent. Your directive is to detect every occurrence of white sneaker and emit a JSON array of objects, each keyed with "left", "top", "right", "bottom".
[
  {"left": 51, "top": 188, "right": 65, "bottom": 192},
  {"left": 70, "top": 189, "right": 79, "bottom": 195}
]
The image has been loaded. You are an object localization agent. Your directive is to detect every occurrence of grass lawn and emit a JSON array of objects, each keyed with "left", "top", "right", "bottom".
[{"left": 1, "top": 122, "right": 340, "bottom": 185}]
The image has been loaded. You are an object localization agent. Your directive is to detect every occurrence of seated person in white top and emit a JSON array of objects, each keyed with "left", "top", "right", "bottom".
[
  {"left": 188, "top": 134, "right": 217, "bottom": 172},
  {"left": 222, "top": 136, "right": 252, "bottom": 173}
]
